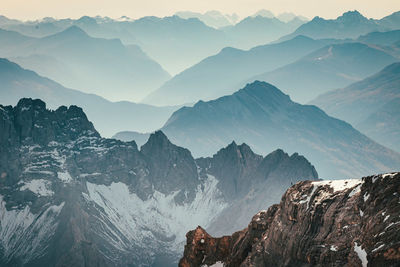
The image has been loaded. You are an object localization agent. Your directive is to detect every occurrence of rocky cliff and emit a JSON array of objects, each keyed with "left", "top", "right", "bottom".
[
  {"left": 0, "top": 98, "right": 318, "bottom": 266},
  {"left": 180, "top": 172, "right": 400, "bottom": 267}
]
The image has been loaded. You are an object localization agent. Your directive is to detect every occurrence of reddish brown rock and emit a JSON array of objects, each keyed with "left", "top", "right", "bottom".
[{"left": 180, "top": 172, "right": 400, "bottom": 267}]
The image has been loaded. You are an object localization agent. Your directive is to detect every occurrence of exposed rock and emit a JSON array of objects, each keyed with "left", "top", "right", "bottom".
[{"left": 180, "top": 172, "right": 400, "bottom": 267}]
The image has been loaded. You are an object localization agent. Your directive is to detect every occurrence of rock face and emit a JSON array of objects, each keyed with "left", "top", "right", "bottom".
[
  {"left": 180, "top": 172, "right": 400, "bottom": 267},
  {"left": 0, "top": 98, "right": 318, "bottom": 266}
]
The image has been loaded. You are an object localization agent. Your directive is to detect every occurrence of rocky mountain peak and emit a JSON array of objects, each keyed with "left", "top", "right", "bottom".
[
  {"left": 0, "top": 98, "right": 99, "bottom": 148},
  {"left": 141, "top": 130, "right": 199, "bottom": 198},
  {"left": 338, "top": 10, "right": 368, "bottom": 22},
  {"left": 140, "top": 130, "right": 171, "bottom": 151},
  {"left": 237, "top": 81, "right": 292, "bottom": 106}
]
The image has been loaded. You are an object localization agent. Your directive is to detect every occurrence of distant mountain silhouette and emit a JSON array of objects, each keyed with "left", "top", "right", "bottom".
[
  {"left": 0, "top": 14, "right": 306, "bottom": 74},
  {"left": 311, "top": 62, "right": 400, "bottom": 152},
  {"left": 175, "top": 10, "right": 239, "bottom": 28},
  {"left": 251, "top": 42, "right": 398, "bottom": 103},
  {"left": 112, "top": 131, "right": 150, "bottom": 147},
  {"left": 357, "top": 29, "right": 400, "bottom": 45},
  {"left": 143, "top": 36, "right": 329, "bottom": 106},
  {"left": 161, "top": 81, "right": 400, "bottom": 178},
  {"left": 0, "top": 58, "right": 177, "bottom": 136},
  {"left": 221, "top": 15, "right": 306, "bottom": 49},
  {"left": 0, "top": 26, "right": 170, "bottom": 101},
  {"left": 280, "top": 10, "right": 400, "bottom": 41}
]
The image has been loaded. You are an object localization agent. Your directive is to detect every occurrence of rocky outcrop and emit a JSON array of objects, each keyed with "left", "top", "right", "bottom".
[{"left": 180, "top": 172, "right": 400, "bottom": 267}]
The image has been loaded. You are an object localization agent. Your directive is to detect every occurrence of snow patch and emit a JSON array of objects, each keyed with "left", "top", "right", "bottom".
[
  {"left": 312, "top": 179, "right": 362, "bottom": 193},
  {"left": 354, "top": 242, "right": 368, "bottom": 267},
  {"left": 0, "top": 196, "right": 64, "bottom": 263},
  {"left": 330, "top": 245, "right": 338, "bottom": 251},
  {"left": 382, "top": 173, "right": 396, "bottom": 179},
  {"left": 85, "top": 174, "right": 227, "bottom": 252},
  {"left": 20, "top": 179, "right": 53, "bottom": 197},
  {"left": 348, "top": 184, "right": 361, "bottom": 197},
  {"left": 206, "top": 261, "right": 224, "bottom": 267},
  {"left": 299, "top": 184, "right": 317, "bottom": 209},
  {"left": 372, "top": 244, "right": 385, "bottom": 253}
]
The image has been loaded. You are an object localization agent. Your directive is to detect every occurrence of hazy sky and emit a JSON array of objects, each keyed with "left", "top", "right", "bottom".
[{"left": 1, "top": 0, "right": 399, "bottom": 21}]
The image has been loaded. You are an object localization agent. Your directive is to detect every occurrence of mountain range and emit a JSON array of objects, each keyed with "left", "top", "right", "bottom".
[
  {"left": 143, "top": 35, "right": 329, "bottom": 106},
  {"left": 220, "top": 15, "right": 306, "bottom": 49},
  {"left": 311, "top": 62, "right": 400, "bottom": 153},
  {"left": 0, "top": 58, "right": 177, "bottom": 137},
  {"left": 160, "top": 81, "right": 400, "bottom": 178},
  {"left": 174, "top": 9, "right": 307, "bottom": 29},
  {"left": 0, "top": 98, "right": 317, "bottom": 266},
  {"left": 0, "top": 12, "right": 306, "bottom": 75},
  {"left": 174, "top": 10, "right": 239, "bottom": 28},
  {"left": 281, "top": 10, "right": 400, "bottom": 41},
  {"left": 0, "top": 26, "right": 171, "bottom": 101},
  {"left": 251, "top": 42, "right": 398, "bottom": 103},
  {"left": 0, "top": 15, "right": 226, "bottom": 75}
]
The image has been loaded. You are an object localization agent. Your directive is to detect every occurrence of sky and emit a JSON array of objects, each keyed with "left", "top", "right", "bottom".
[{"left": 1, "top": 0, "right": 399, "bottom": 21}]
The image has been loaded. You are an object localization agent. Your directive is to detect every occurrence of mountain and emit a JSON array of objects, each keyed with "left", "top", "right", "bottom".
[
  {"left": 221, "top": 15, "right": 306, "bottom": 49},
  {"left": 311, "top": 62, "right": 400, "bottom": 152},
  {"left": 281, "top": 10, "right": 397, "bottom": 41},
  {"left": 143, "top": 36, "right": 329, "bottom": 106},
  {"left": 251, "top": 9, "right": 274, "bottom": 18},
  {"left": 277, "top": 12, "right": 309, "bottom": 23},
  {"left": 116, "top": 15, "right": 229, "bottom": 75},
  {"left": 175, "top": 10, "right": 239, "bottom": 28},
  {"left": 180, "top": 172, "right": 400, "bottom": 266},
  {"left": 0, "top": 26, "right": 171, "bottom": 101},
  {"left": 112, "top": 131, "right": 150, "bottom": 147},
  {"left": 200, "top": 145, "right": 318, "bottom": 236},
  {"left": 0, "top": 15, "right": 21, "bottom": 26},
  {"left": 380, "top": 11, "right": 400, "bottom": 29},
  {"left": 0, "top": 98, "right": 317, "bottom": 266},
  {"left": 0, "top": 58, "right": 177, "bottom": 137},
  {"left": 251, "top": 42, "right": 398, "bottom": 103},
  {"left": 357, "top": 29, "right": 400, "bottom": 46},
  {"left": 161, "top": 81, "right": 400, "bottom": 178},
  {"left": 0, "top": 15, "right": 229, "bottom": 75}
]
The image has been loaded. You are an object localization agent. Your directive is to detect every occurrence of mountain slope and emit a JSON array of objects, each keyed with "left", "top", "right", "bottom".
[
  {"left": 250, "top": 42, "right": 398, "bottom": 103},
  {"left": 143, "top": 36, "right": 329, "bottom": 106},
  {"left": 114, "top": 15, "right": 228, "bottom": 75},
  {"left": 221, "top": 16, "right": 306, "bottom": 49},
  {"left": 161, "top": 81, "right": 400, "bottom": 178},
  {"left": 0, "top": 98, "right": 317, "bottom": 266},
  {"left": 0, "top": 26, "right": 170, "bottom": 101},
  {"left": 311, "top": 62, "right": 400, "bottom": 152},
  {"left": 357, "top": 29, "right": 400, "bottom": 46},
  {"left": 0, "top": 58, "right": 177, "bottom": 137},
  {"left": 180, "top": 172, "right": 400, "bottom": 267}
]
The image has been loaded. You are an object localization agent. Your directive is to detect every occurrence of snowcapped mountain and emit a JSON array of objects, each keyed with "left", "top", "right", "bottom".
[{"left": 0, "top": 98, "right": 317, "bottom": 266}]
